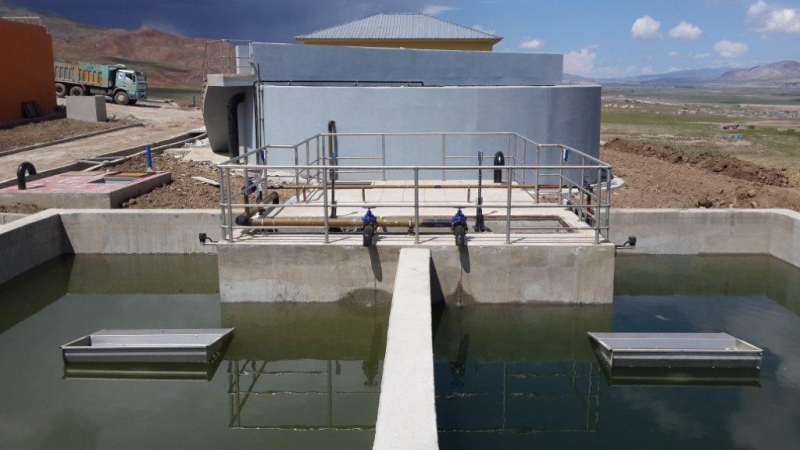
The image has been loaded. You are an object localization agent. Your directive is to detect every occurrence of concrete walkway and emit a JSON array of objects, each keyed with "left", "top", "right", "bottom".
[{"left": 373, "top": 248, "right": 438, "bottom": 450}]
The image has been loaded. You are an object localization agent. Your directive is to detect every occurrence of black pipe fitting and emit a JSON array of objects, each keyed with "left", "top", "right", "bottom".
[
  {"left": 17, "top": 162, "right": 36, "bottom": 190},
  {"left": 493, "top": 151, "right": 505, "bottom": 183}
]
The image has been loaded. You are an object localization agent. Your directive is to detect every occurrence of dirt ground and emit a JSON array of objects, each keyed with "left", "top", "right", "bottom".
[
  {"left": 603, "top": 138, "right": 800, "bottom": 211},
  {"left": 111, "top": 153, "right": 293, "bottom": 209},
  {"left": 0, "top": 117, "right": 133, "bottom": 153}
]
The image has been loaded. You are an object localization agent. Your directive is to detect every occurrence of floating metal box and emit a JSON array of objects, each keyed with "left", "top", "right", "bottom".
[
  {"left": 61, "top": 329, "right": 235, "bottom": 364},
  {"left": 587, "top": 332, "right": 763, "bottom": 370}
]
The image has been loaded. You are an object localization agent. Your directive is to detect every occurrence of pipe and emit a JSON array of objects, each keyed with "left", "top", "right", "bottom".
[
  {"left": 493, "top": 151, "right": 505, "bottom": 183},
  {"left": 327, "top": 120, "right": 338, "bottom": 218},
  {"left": 227, "top": 92, "right": 245, "bottom": 158},
  {"left": 16, "top": 162, "right": 36, "bottom": 190}
]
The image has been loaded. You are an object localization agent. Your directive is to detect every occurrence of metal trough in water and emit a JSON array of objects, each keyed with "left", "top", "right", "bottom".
[
  {"left": 61, "top": 329, "right": 235, "bottom": 364},
  {"left": 587, "top": 332, "right": 763, "bottom": 370}
]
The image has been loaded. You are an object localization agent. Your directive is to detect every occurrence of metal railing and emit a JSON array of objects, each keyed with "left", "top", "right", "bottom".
[
  {"left": 203, "top": 39, "right": 254, "bottom": 79},
  {"left": 217, "top": 132, "right": 612, "bottom": 245}
]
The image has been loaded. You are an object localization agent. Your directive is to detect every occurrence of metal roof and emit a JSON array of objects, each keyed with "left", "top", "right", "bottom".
[{"left": 296, "top": 13, "right": 502, "bottom": 41}]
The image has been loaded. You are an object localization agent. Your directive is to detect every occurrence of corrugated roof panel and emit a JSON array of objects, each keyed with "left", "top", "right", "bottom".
[{"left": 297, "top": 13, "right": 502, "bottom": 41}]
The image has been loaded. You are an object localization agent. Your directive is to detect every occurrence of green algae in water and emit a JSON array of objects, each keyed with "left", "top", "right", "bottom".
[
  {"left": 0, "top": 255, "right": 388, "bottom": 450},
  {"left": 434, "top": 255, "right": 800, "bottom": 450}
]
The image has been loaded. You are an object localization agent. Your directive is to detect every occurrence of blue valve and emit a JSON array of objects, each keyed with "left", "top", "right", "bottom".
[
  {"left": 362, "top": 208, "right": 378, "bottom": 227},
  {"left": 451, "top": 208, "right": 468, "bottom": 227}
]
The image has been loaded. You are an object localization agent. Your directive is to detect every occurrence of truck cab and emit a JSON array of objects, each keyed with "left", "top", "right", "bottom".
[{"left": 114, "top": 69, "right": 147, "bottom": 105}]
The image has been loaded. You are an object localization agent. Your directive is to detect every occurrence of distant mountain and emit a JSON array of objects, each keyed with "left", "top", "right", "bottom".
[
  {"left": 0, "top": 3, "right": 205, "bottom": 88},
  {"left": 563, "top": 73, "right": 597, "bottom": 85},
  {"left": 598, "top": 67, "right": 731, "bottom": 86},
  {"left": 718, "top": 61, "right": 800, "bottom": 86}
]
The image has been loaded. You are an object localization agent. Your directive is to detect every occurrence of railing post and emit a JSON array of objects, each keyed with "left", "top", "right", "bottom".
[
  {"left": 534, "top": 145, "right": 540, "bottom": 203},
  {"left": 226, "top": 168, "right": 234, "bottom": 242},
  {"left": 294, "top": 146, "right": 300, "bottom": 201},
  {"left": 506, "top": 167, "right": 513, "bottom": 244},
  {"left": 381, "top": 134, "right": 387, "bottom": 181},
  {"left": 414, "top": 168, "right": 420, "bottom": 244},
  {"left": 606, "top": 167, "right": 612, "bottom": 241},
  {"left": 595, "top": 167, "right": 601, "bottom": 244},
  {"left": 522, "top": 140, "right": 527, "bottom": 184},
  {"left": 218, "top": 166, "right": 227, "bottom": 241},
  {"left": 322, "top": 158, "right": 330, "bottom": 244},
  {"left": 441, "top": 134, "right": 446, "bottom": 181}
]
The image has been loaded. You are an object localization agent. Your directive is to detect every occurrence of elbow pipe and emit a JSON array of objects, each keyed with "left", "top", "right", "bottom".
[
  {"left": 493, "top": 151, "right": 505, "bottom": 183},
  {"left": 227, "top": 92, "right": 246, "bottom": 158},
  {"left": 17, "top": 162, "right": 36, "bottom": 190}
]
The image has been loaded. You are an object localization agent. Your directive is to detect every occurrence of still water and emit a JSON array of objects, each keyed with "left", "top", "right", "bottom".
[
  {"left": 0, "top": 255, "right": 388, "bottom": 450},
  {"left": 434, "top": 255, "right": 800, "bottom": 450}
]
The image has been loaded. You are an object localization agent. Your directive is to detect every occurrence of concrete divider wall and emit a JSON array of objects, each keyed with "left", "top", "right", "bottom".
[
  {"left": 610, "top": 209, "right": 800, "bottom": 268},
  {"left": 373, "top": 248, "right": 438, "bottom": 450}
]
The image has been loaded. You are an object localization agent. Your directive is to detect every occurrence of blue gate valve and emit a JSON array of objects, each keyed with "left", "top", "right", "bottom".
[{"left": 362, "top": 208, "right": 378, "bottom": 247}]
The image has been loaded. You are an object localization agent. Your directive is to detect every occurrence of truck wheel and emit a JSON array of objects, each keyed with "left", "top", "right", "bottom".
[
  {"left": 55, "top": 83, "right": 66, "bottom": 98},
  {"left": 69, "top": 86, "right": 84, "bottom": 96},
  {"left": 114, "top": 91, "right": 130, "bottom": 105}
]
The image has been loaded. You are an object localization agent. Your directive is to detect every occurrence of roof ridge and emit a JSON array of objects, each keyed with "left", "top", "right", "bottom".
[
  {"left": 296, "top": 12, "right": 502, "bottom": 40},
  {"left": 416, "top": 12, "right": 501, "bottom": 39}
]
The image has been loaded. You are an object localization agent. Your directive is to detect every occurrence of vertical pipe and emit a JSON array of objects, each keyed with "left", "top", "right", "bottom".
[
  {"left": 145, "top": 144, "right": 153, "bottom": 171},
  {"left": 441, "top": 134, "right": 446, "bottom": 181},
  {"left": 505, "top": 167, "right": 513, "bottom": 244},
  {"left": 381, "top": 134, "right": 386, "bottom": 182},
  {"left": 414, "top": 168, "right": 420, "bottom": 244},
  {"left": 226, "top": 168, "right": 234, "bottom": 242},
  {"left": 322, "top": 158, "right": 330, "bottom": 244}
]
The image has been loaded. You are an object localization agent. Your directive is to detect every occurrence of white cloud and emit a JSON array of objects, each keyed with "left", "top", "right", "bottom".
[
  {"left": 640, "top": 65, "right": 655, "bottom": 75},
  {"left": 689, "top": 51, "right": 711, "bottom": 59},
  {"left": 714, "top": 40, "right": 749, "bottom": 58},
  {"left": 669, "top": 21, "right": 703, "bottom": 40},
  {"left": 421, "top": 5, "right": 455, "bottom": 16},
  {"left": 748, "top": 0, "right": 769, "bottom": 19},
  {"left": 518, "top": 38, "right": 544, "bottom": 50},
  {"left": 669, "top": 51, "right": 680, "bottom": 57},
  {"left": 631, "top": 15, "right": 662, "bottom": 40},
  {"left": 471, "top": 24, "right": 496, "bottom": 35},
  {"left": 564, "top": 47, "right": 596, "bottom": 76},
  {"left": 747, "top": 1, "right": 800, "bottom": 34}
]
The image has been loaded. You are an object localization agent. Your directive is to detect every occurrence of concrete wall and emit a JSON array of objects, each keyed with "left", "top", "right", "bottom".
[
  {"left": 0, "top": 210, "right": 68, "bottom": 285},
  {"left": 216, "top": 242, "right": 615, "bottom": 304},
  {"left": 610, "top": 209, "right": 800, "bottom": 268},
  {"left": 251, "top": 43, "right": 562, "bottom": 86},
  {"left": 58, "top": 209, "right": 220, "bottom": 255},
  {"left": 0, "top": 20, "right": 56, "bottom": 123},
  {"left": 257, "top": 85, "right": 601, "bottom": 181}
]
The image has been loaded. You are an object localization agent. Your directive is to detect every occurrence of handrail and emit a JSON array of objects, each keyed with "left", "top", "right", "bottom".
[{"left": 215, "top": 131, "right": 612, "bottom": 245}]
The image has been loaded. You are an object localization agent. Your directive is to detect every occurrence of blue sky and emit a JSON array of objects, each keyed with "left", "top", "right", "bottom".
[{"left": 6, "top": 0, "right": 800, "bottom": 77}]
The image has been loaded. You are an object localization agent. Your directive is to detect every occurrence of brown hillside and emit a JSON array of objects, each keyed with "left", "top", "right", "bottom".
[{"left": 1, "top": 4, "right": 206, "bottom": 88}]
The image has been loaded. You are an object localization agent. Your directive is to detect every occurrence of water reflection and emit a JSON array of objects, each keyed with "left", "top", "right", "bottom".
[{"left": 222, "top": 303, "right": 389, "bottom": 432}]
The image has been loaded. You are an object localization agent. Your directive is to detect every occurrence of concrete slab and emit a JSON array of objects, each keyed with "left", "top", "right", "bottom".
[
  {"left": 373, "top": 248, "right": 438, "bottom": 450},
  {"left": 66, "top": 95, "right": 107, "bottom": 122},
  {"left": 0, "top": 171, "right": 170, "bottom": 209}
]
